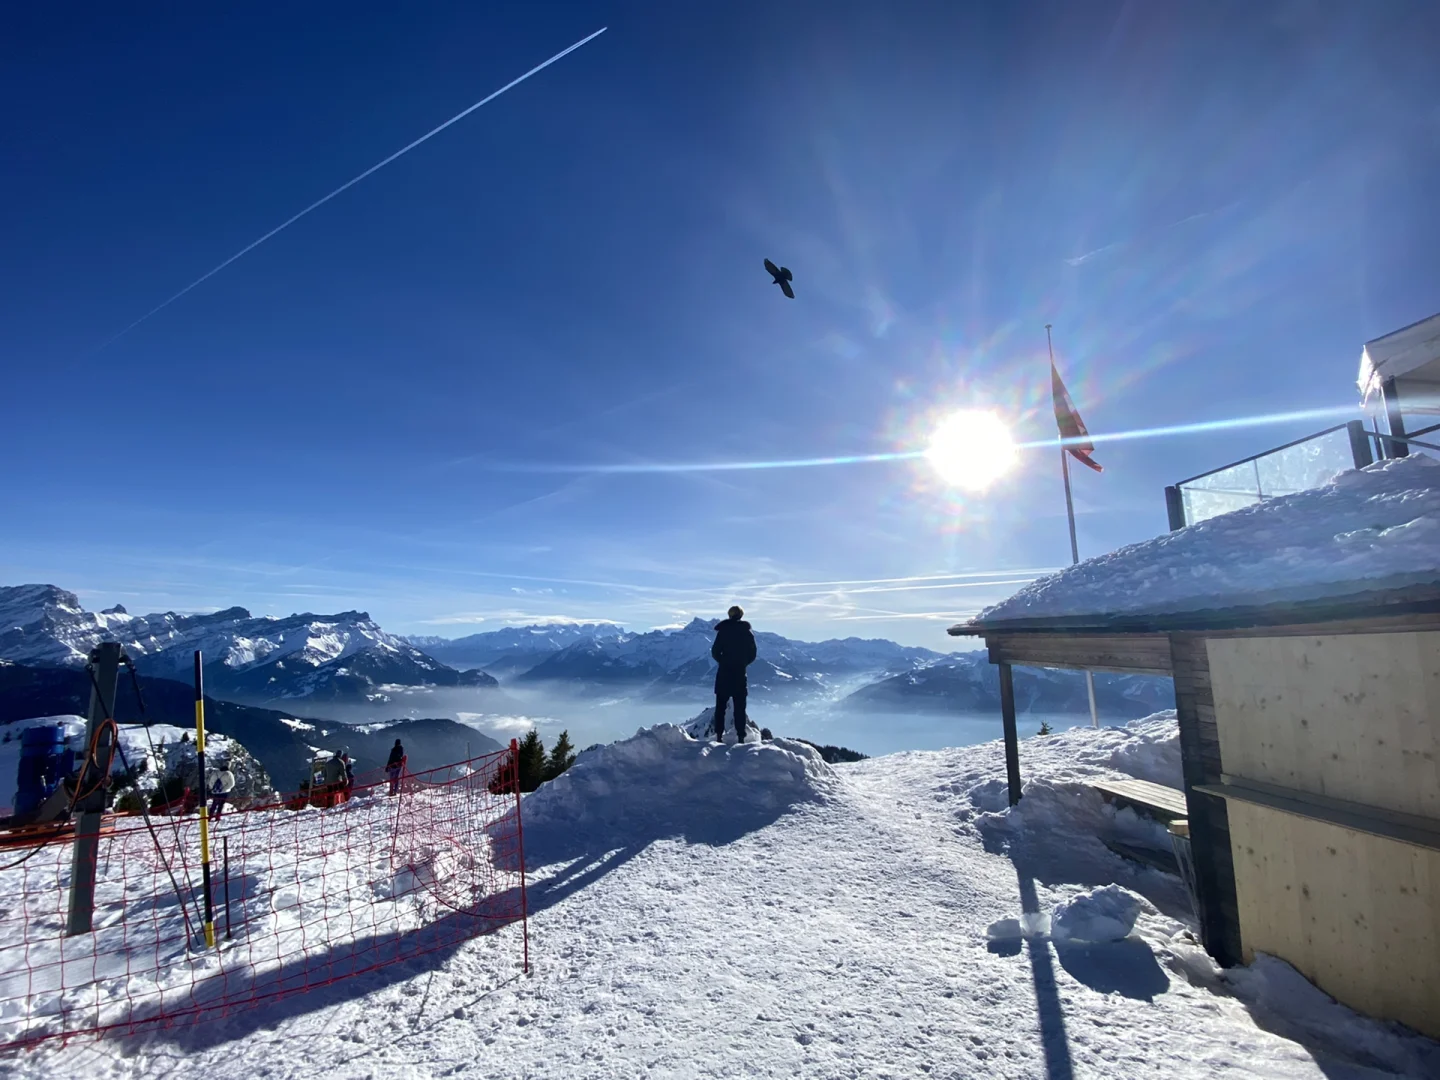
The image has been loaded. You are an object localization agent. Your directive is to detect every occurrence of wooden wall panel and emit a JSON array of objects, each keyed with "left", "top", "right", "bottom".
[
  {"left": 1207, "top": 633, "right": 1440, "bottom": 819},
  {"left": 1229, "top": 800, "right": 1440, "bottom": 1039}
]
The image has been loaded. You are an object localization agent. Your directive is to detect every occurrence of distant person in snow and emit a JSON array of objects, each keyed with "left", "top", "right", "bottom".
[
  {"left": 208, "top": 761, "right": 236, "bottom": 820},
  {"left": 386, "top": 739, "right": 406, "bottom": 796},
  {"left": 340, "top": 751, "right": 355, "bottom": 796},
  {"left": 711, "top": 606, "right": 758, "bottom": 742}
]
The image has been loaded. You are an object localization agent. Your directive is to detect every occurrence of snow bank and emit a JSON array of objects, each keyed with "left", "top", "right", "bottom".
[
  {"left": 872, "top": 713, "right": 1189, "bottom": 916},
  {"left": 518, "top": 724, "right": 832, "bottom": 851},
  {"left": 986, "top": 885, "right": 1151, "bottom": 944},
  {"left": 977, "top": 454, "right": 1440, "bottom": 623},
  {"left": 1224, "top": 954, "right": 1440, "bottom": 1077}
]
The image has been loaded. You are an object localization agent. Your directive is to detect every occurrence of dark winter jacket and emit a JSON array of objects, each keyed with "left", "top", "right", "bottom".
[
  {"left": 386, "top": 743, "right": 405, "bottom": 769},
  {"left": 711, "top": 618, "right": 757, "bottom": 692}
]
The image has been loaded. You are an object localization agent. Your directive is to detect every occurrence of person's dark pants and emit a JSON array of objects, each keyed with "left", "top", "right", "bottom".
[
  {"left": 387, "top": 766, "right": 402, "bottom": 795},
  {"left": 714, "top": 686, "right": 748, "bottom": 741},
  {"left": 209, "top": 793, "right": 228, "bottom": 820}
]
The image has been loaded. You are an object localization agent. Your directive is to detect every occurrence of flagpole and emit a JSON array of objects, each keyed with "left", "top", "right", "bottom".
[{"left": 1047, "top": 324, "right": 1099, "bottom": 729}]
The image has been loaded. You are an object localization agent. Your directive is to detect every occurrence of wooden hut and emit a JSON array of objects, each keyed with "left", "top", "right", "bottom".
[{"left": 950, "top": 454, "right": 1440, "bottom": 1038}]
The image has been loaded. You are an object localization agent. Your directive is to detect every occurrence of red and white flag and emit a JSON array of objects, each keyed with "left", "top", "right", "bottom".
[{"left": 1051, "top": 363, "right": 1103, "bottom": 473}]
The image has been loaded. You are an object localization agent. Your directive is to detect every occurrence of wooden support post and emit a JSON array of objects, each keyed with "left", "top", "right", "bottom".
[
  {"left": 1382, "top": 377, "right": 1409, "bottom": 459},
  {"left": 67, "top": 642, "right": 122, "bottom": 936},
  {"left": 999, "top": 662, "right": 1022, "bottom": 805}
]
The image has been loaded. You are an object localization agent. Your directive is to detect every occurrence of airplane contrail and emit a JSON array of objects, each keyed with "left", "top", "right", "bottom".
[
  {"left": 92, "top": 27, "right": 608, "bottom": 353},
  {"left": 484, "top": 404, "right": 1362, "bottom": 475}
]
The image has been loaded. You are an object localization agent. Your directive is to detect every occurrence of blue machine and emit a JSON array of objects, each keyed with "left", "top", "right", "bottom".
[{"left": 12, "top": 724, "right": 73, "bottom": 818}]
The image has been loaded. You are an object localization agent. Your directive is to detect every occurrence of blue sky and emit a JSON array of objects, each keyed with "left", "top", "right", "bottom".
[{"left": 3, "top": 1, "right": 1439, "bottom": 648}]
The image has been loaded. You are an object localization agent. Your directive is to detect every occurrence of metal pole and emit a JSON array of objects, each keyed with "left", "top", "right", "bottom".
[
  {"left": 223, "top": 834, "right": 232, "bottom": 941},
  {"left": 67, "top": 642, "right": 122, "bottom": 936},
  {"left": 511, "top": 738, "right": 530, "bottom": 974},
  {"left": 1049, "top": 325, "right": 1099, "bottom": 729},
  {"left": 194, "top": 651, "right": 216, "bottom": 949}
]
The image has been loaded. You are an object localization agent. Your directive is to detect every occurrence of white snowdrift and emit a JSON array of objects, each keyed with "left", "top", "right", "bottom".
[
  {"left": 978, "top": 454, "right": 1440, "bottom": 622},
  {"left": 521, "top": 723, "right": 832, "bottom": 836},
  {"left": 935, "top": 712, "right": 1189, "bottom": 911},
  {"left": 985, "top": 884, "right": 1151, "bottom": 945}
]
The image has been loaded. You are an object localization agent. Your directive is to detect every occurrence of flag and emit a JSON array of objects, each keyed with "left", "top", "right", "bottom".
[{"left": 1051, "top": 362, "right": 1103, "bottom": 473}]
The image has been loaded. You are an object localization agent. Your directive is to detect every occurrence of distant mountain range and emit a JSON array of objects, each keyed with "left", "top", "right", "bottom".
[
  {"left": 0, "top": 585, "right": 498, "bottom": 707},
  {"left": 841, "top": 657, "right": 1174, "bottom": 717},
  {"left": 0, "top": 660, "right": 502, "bottom": 791},
  {"left": 0, "top": 585, "right": 1173, "bottom": 721}
]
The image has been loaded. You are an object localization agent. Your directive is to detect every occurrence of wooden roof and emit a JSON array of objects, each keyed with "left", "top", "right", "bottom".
[{"left": 949, "top": 582, "right": 1440, "bottom": 639}]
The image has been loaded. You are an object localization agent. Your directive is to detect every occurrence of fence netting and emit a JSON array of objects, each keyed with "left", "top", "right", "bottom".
[{"left": 0, "top": 746, "right": 527, "bottom": 1051}]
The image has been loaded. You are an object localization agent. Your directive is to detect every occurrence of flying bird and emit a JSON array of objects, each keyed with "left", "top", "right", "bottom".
[{"left": 764, "top": 258, "right": 795, "bottom": 299}]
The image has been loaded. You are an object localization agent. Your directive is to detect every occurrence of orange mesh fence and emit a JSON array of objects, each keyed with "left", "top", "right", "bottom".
[{"left": 0, "top": 744, "right": 527, "bottom": 1051}]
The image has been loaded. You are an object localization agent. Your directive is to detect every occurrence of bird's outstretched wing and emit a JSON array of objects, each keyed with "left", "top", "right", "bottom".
[
  {"left": 780, "top": 266, "right": 792, "bottom": 282},
  {"left": 764, "top": 258, "right": 781, "bottom": 278},
  {"left": 780, "top": 279, "right": 795, "bottom": 299}
]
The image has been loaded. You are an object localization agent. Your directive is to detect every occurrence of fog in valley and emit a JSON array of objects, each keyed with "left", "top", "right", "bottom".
[{"left": 276, "top": 682, "right": 1094, "bottom": 760}]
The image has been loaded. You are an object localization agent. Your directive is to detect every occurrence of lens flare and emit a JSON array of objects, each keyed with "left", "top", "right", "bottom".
[{"left": 925, "top": 410, "right": 1017, "bottom": 491}]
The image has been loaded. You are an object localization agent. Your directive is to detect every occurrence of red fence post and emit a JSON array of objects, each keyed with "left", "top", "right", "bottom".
[{"left": 510, "top": 737, "right": 530, "bottom": 975}]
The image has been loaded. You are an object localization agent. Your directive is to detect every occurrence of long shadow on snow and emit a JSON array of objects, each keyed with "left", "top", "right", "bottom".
[
  {"left": 518, "top": 796, "right": 808, "bottom": 918},
  {"left": 109, "top": 905, "right": 518, "bottom": 1052}
]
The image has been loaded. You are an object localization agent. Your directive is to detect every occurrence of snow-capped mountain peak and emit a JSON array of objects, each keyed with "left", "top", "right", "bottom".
[{"left": 0, "top": 586, "right": 497, "bottom": 705}]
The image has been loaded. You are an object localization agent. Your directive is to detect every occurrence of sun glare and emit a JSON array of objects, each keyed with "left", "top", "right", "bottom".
[{"left": 925, "top": 409, "right": 1018, "bottom": 491}]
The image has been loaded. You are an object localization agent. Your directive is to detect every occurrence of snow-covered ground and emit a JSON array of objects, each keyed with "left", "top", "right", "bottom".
[{"left": 4, "top": 715, "right": 1438, "bottom": 1078}]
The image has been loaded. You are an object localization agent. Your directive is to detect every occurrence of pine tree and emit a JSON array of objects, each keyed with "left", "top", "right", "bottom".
[
  {"left": 517, "top": 729, "right": 547, "bottom": 793},
  {"left": 1036, "top": 720, "right": 1053, "bottom": 737},
  {"left": 544, "top": 730, "right": 576, "bottom": 781}
]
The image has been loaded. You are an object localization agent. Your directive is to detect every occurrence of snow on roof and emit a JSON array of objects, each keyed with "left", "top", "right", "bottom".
[
  {"left": 1359, "top": 311, "right": 1440, "bottom": 402},
  {"left": 963, "top": 454, "right": 1440, "bottom": 629}
]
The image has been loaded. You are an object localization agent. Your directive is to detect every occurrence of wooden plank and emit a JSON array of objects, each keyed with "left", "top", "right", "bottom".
[
  {"left": 985, "top": 632, "right": 1173, "bottom": 675},
  {"left": 1091, "top": 778, "right": 1189, "bottom": 821},
  {"left": 1226, "top": 800, "right": 1440, "bottom": 1039},
  {"left": 999, "top": 662, "right": 1021, "bottom": 806},
  {"left": 1196, "top": 777, "right": 1440, "bottom": 854}
]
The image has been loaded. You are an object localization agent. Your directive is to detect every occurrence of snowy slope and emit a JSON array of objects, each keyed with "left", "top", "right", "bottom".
[
  {"left": 976, "top": 454, "right": 1440, "bottom": 624},
  {"left": 0, "top": 586, "right": 498, "bottom": 704},
  {"left": 6, "top": 714, "right": 1437, "bottom": 1079}
]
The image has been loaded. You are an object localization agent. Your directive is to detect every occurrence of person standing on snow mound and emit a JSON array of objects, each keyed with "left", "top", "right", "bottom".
[{"left": 711, "top": 606, "right": 758, "bottom": 742}]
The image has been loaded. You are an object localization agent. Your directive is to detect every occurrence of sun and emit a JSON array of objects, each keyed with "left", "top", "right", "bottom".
[{"left": 925, "top": 409, "right": 1018, "bottom": 491}]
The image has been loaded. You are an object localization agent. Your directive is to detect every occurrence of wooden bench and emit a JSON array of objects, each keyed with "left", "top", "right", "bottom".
[{"left": 1090, "top": 778, "right": 1189, "bottom": 823}]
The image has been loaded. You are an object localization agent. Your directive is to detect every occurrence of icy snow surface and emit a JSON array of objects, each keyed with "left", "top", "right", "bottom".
[
  {"left": 5, "top": 714, "right": 1439, "bottom": 1078},
  {"left": 976, "top": 454, "right": 1440, "bottom": 624}
]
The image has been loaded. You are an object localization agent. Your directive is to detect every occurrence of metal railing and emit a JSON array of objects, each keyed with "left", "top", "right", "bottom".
[{"left": 1163, "top": 418, "right": 1440, "bottom": 531}]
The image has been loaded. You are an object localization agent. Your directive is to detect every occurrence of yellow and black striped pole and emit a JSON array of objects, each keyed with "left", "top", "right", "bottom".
[{"left": 194, "top": 650, "right": 217, "bottom": 949}]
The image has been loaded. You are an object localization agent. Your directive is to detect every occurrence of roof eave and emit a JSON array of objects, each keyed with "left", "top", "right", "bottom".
[{"left": 946, "top": 584, "right": 1440, "bottom": 639}]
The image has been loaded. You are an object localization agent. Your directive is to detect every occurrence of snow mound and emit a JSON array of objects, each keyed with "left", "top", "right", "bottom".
[
  {"left": 1050, "top": 883, "right": 1149, "bottom": 943},
  {"left": 985, "top": 886, "right": 1151, "bottom": 944},
  {"left": 976, "top": 453, "right": 1440, "bottom": 623},
  {"left": 521, "top": 724, "right": 833, "bottom": 837}
]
